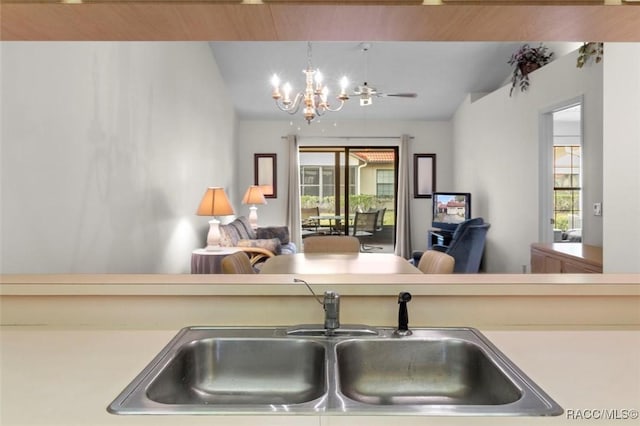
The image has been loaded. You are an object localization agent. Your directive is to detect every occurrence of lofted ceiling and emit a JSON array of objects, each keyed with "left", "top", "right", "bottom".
[
  {"left": 2, "top": 3, "right": 633, "bottom": 124},
  {"left": 209, "top": 41, "right": 581, "bottom": 122}
]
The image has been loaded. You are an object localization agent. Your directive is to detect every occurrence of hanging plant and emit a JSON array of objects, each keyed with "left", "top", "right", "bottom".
[
  {"left": 508, "top": 43, "right": 554, "bottom": 96},
  {"left": 576, "top": 42, "right": 604, "bottom": 68}
]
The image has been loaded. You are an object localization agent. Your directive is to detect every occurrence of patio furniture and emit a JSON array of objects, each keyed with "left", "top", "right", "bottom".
[
  {"left": 352, "top": 210, "right": 380, "bottom": 252},
  {"left": 301, "top": 207, "right": 320, "bottom": 234}
]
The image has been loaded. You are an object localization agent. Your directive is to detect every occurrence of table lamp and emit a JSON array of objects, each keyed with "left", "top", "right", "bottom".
[
  {"left": 196, "top": 187, "right": 235, "bottom": 250},
  {"left": 242, "top": 185, "right": 267, "bottom": 230}
]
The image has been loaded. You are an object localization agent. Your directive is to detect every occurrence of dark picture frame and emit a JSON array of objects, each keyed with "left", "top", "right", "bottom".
[
  {"left": 254, "top": 153, "right": 277, "bottom": 198},
  {"left": 413, "top": 153, "right": 436, "bottom": 198}
]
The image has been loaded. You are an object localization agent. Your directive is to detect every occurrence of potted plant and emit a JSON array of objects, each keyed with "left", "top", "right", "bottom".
[
  {"left": 508, "top": 43, "right": 554, "bottom": 96},
  {"left": 576, "top": 42, "right": 604, "bottom": 68}
]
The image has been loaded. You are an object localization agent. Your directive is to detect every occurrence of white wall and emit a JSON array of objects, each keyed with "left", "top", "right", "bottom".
[
  {"left": 235, "top": 120, "right": 453, "bottom": 252},
  {"left": 0, "top": 42, "right": 237, "bottom": 273},
  {"left": 603, "top": 43, "right": 640, "bottom": 273},
  {"left": 452, "top": 49, "right": 603, "bottom": 273}
]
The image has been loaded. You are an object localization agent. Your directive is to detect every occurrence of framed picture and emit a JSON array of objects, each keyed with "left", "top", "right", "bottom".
[
  {"left": 413, "top": 153, "right": 436, "bottom": 198},
  {"left": 254, "top": 153, "right": 277, "bottom": 198}
]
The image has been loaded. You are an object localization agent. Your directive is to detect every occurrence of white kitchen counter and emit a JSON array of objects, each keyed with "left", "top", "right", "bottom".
[{"left": 1, "top": 327, "right": 639, "bottom": 426}]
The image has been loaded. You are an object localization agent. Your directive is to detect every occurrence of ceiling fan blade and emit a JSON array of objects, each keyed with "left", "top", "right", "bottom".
[{"left": 378, "top": 92, "right": 418, "bottom": 98}]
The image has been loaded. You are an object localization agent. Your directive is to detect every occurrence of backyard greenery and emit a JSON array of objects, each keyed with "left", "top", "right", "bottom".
[{"left": 301, "top": 195, "right": 395, "bottom": 225}]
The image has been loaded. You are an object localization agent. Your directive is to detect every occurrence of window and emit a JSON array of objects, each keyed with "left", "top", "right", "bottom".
[
  {"left": 376, "top": 169, "right": 394, "bottom": 197},
  {"left": 553, "top": 145, "right": 582, "bottom": 232},
  {"left": 322, "top": 168, "right": 334, "bottom": 197},
  {"left": 300, "top": 167, "right": 320, "bottom": 197}
]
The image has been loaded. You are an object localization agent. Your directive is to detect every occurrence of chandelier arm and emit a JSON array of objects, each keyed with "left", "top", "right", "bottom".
[
  {"left": 321, "top": 100, "right": 347, "bottom": 113},
  {"left": 274, "top": 93, "right": 304, "bottom": 114}
]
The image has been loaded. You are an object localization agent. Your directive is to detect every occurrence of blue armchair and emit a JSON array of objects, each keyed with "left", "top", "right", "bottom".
[
  {"left": 412, "top": 217, "right": 490, "bottom": 273},
  {"left": 434, "top": 217, "right": 490, "bottom": 273}
]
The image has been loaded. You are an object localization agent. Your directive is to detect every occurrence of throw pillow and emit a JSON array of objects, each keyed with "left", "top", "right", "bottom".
[
  {"left": 256, "top": 226, "right": 290, "bottom": 245},
  {"left": 237, "top": 238, "right": 282, "bottom": 255}
]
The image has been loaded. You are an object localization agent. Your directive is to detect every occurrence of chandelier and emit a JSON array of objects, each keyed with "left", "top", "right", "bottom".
[{"left": 270, "top": 42, "right": 349, "bottom": 124}]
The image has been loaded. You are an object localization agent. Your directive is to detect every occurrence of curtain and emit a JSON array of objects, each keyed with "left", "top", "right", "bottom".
[
  {"left": 286, "top": 134, "right": 303, "bottom": 250},
  {"left": 394, "top": 134, "right": 412, "bottom": 258}
]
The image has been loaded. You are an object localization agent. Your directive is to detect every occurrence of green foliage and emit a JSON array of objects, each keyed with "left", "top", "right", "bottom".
[
  {"left": 577, "top": 42, "right": 604, "bottom": 68},
  {"left": 300, "top": 195, "right": 320, "bottom": 208},
  {"left": 508, "top": 43, "right": 554, "bottom": 96},
  {"left": 555, "top": 215, "right": 570, "bottom": 232}
]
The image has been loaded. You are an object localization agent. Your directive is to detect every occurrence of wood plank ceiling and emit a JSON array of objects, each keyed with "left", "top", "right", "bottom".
[{"left": 1, "top": 3, "right": 640, "bottom": 41}]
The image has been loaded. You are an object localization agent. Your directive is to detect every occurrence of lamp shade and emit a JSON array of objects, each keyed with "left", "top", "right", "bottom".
[
  {"left": 242, "top": 185, "right": 267, "bottom": 205},
  {"left": 196, "top": 187, "right": 234, "bottom": 216}
]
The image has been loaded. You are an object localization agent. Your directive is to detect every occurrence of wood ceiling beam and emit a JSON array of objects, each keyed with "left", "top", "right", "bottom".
[{"left": 1, "top": 4, "right": 639, "bottom": 41}]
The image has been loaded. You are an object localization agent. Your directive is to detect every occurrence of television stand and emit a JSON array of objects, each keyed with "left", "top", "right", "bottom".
[{"left": 428, "top": 228, "right": 454, "bottom": 249}]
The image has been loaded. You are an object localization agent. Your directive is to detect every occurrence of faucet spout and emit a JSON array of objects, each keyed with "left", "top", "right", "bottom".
[
  {"left": 323, "top": 291, "right": 340, "bottom": 332},
  {"left": 293, "top": 278, "right": 340, "bottom": 334}
]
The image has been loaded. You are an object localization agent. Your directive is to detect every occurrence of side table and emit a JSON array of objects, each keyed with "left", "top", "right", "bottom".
[{"left": 191, "top": 248, "right": 242, "bottom": 274}]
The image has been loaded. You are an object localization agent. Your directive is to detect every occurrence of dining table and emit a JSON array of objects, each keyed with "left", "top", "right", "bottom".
[
  {"left": 259, "top": 253, "right": 422, "bottom": 274},
  {"left": 309, "top": 215, "right": 344, "bottom": 234}
]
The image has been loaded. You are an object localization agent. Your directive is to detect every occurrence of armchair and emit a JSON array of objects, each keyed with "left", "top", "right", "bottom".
[
  {"left": 412, "top": 217, "right": 490, "bottom": 273},
  {"left": 219, "top": 216, "right": 297, "bottom": 266},
  {"left": 432, "top": 217, "right": 490, "bottom": 273}
]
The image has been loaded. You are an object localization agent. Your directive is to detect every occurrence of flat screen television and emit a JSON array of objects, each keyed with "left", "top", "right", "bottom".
[{"left": 432, "top": 192, "right": 471, "bottom": 232}]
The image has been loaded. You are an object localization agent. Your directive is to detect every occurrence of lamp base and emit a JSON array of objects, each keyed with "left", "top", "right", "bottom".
[
  {"left": 204, "top": 218, "right": 223, "bottom": 249},
  {"left": 248, "top": 205, "right": 259, "bottom": 230}
]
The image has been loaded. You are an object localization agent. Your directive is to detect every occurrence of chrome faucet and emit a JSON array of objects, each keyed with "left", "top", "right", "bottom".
[
  {"left": 322, "top": 291, "right": 340, "bottom": 332},
  {"left": 293, "top": 278, "right": 340, "bottom": 334}
]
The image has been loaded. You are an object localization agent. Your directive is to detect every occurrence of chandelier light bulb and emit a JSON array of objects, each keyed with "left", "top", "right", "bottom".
[
  {"left": 340, "top": 76, "right": 349, "bottom": 93},
  {"left": 321, "top": 86, "right": 329, "bottom": 104},
  {"left": 271, "top": 74, "right": 280, "bottom": 89},
  {"left": 283, "top": 82, "right": 292, "bottom": 103},
  {"left": 271, "top": 74, "right": 281, "bottom": 98},
  {"left": 314, "top": 70, "right": 323, "bottom": 90}
]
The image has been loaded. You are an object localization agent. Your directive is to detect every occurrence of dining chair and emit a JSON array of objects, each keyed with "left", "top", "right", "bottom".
[
  {"left": 352, "top": 210, "right": 379, "bottom": 252},
  {"left": 301, "top": 207, "right": 320, "bottom": 234},
  {"left": 303, "top": 235, "right": 360, "bottom": 253},
  {"left": 363, "top": 207, "right": 386, "bottom": 250},
  {"left": 417, "top": 250, "right": 455, "bottom": 274},
  {"left": 221, "top": 251, "right": 256, "bottom": 274}
]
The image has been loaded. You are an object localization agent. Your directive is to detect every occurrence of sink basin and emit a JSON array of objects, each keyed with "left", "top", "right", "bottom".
[
  {"left": 108, "top": 327, "right": 329, "bottom": 414},
  {"left": 147, "top": 338, "right": 326, "bottom": 405},
  {"left": 336, "top": 339, "right": 521, "bottom": 406},
  {"left": 335, "top": 329, "right": 563, "bottom": 416},
  {"left": 108, "top": 326, "right": 562, "bottom": 416}
]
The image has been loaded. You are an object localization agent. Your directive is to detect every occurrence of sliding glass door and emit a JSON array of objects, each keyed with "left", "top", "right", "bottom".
[{"left": 299, "top": 146, "right": 398, "bottom": 250}]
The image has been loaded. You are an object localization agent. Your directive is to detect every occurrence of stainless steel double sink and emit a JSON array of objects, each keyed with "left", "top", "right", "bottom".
[{"left": 108, "top": 326, "right": 563, "bottom": 416}]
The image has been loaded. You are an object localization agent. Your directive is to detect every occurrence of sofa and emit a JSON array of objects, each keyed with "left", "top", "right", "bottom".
[{"left": 219, "top": 216, "right": 297, "bottom": 266}]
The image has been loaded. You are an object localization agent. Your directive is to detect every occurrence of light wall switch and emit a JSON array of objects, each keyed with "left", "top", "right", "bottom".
[{"left": 593, "top": 202, "right": 602, "bottom": 216}]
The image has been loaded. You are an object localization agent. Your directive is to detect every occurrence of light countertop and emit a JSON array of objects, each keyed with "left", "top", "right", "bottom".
[{"left": 1, "top": 327, "right": 639, "bottom": 426}]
